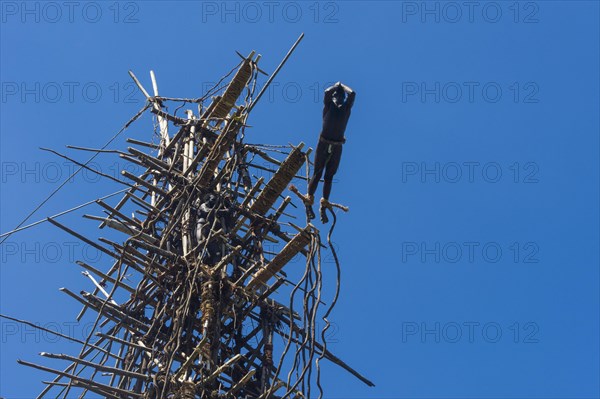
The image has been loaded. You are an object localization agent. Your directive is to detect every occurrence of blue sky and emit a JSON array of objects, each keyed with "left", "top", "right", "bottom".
[{"left": 1, "top": 1, "right": 599, "bottom": 398}]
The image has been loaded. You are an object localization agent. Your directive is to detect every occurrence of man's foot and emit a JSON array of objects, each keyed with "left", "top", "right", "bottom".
[
  {"left": 320, "top": 198, "right": 330, "bottom": 224},
  {"left": 306, "top": 205, "right": 316, "bottom": 220},
  {"left": 289, "top": 185, "right": 316, "bottom": 221},
  {"left": 319, "top": 206, "right": 329, "bottom": 224}
]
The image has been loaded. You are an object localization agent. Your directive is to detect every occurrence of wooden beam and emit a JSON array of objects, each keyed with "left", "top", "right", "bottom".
[
  {"left": 247, "top": 226, "right": 311, "bottom": 289},
  {"left": 250, "top": 143, "right": 305, "bottom": 216}
]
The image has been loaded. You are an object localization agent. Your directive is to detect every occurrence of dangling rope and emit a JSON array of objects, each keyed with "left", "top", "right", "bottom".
[{"left": 315, "top": 207, "right": 342, "bottom": 398}]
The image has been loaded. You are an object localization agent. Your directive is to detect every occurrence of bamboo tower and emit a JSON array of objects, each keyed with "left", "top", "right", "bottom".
[{"left": 9, "top": 35, "right": 374, "bottom": 399}]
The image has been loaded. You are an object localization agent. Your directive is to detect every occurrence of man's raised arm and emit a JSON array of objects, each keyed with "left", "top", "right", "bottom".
[
  {"left": 323, "top": 83, "right": 338, "bottom": 104},
  {"left": 339, "top": 82, "right": 354, "bottom": 94},
  {"left": 340, "top": 82, "right": 356, "bottom": 108}
]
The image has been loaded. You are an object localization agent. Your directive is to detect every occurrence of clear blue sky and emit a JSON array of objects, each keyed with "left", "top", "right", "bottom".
[{"left": 1, "top": 1, "right": 599, "bottom": 398}]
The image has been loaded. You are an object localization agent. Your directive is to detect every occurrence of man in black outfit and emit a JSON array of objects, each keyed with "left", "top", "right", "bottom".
[{"left": 306, "top": 81, "right": 355, "bottom": 222}]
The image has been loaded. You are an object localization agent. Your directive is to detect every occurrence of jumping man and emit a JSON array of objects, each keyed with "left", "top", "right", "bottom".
[{"left": 305, "top": 81, "right": 355, "bottom": 222}]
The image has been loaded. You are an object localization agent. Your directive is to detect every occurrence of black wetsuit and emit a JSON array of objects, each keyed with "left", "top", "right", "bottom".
[{"left": 308, "top": 87, "right": 356, "bottom": 200}]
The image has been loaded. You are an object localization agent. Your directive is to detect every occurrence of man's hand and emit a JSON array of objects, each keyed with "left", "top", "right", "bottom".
[{"left": 324, "top": 81, "right": 355, "bottom": 103}]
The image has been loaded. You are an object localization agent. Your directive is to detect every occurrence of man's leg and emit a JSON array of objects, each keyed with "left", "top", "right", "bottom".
[
  {"left": 323, "top": 144, "right": 343, "bottom": 200},
  {"left": 308, "top": 140, "right": 328, "bottom": 202},
  {"left": 320, "top": 145, "right": 343, "bottom": 223}
]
